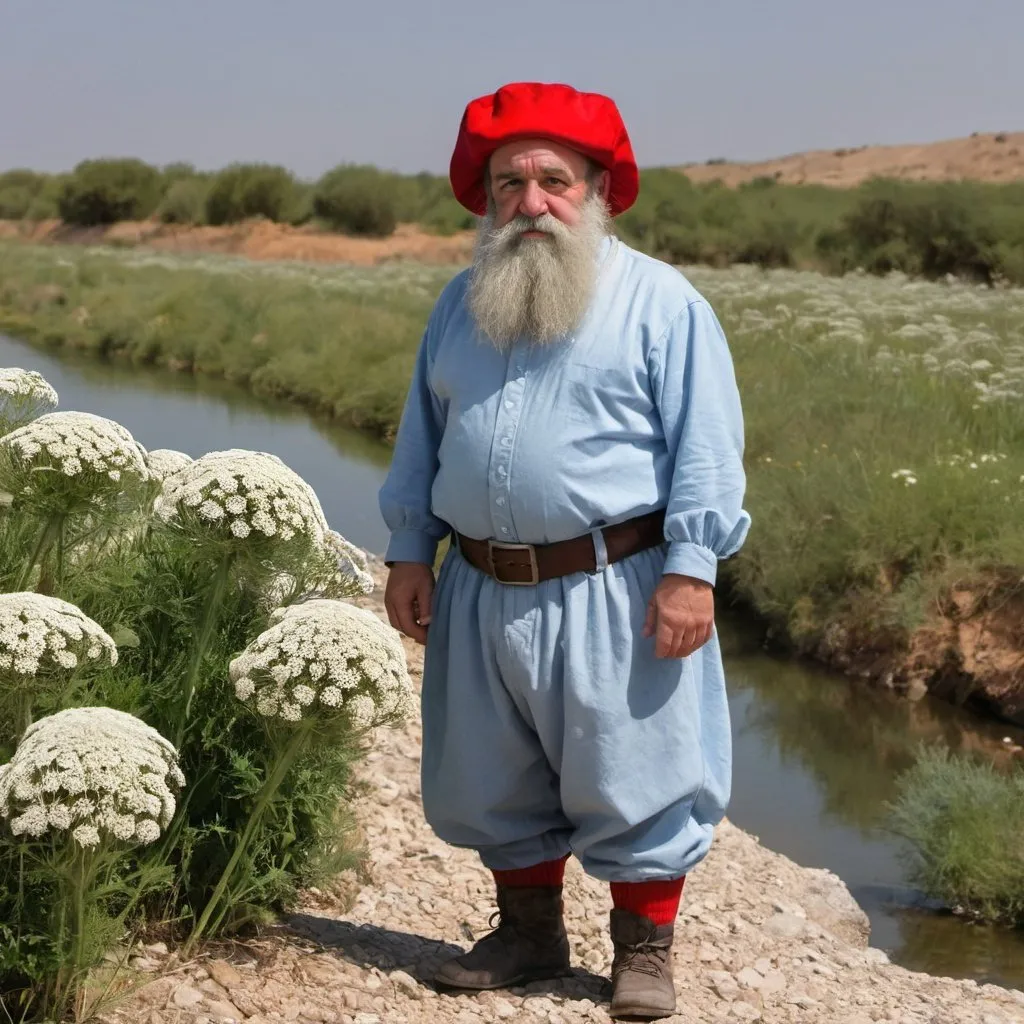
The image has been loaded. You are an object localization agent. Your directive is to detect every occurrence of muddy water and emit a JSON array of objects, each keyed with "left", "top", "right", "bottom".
[{"left": 2, "top": 333, "right": 1023, "bottom": 989}]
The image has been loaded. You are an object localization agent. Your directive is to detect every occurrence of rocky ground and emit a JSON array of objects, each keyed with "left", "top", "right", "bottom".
[{"left": 102, "top": 561, "right": 1024, "bottom": 1024}]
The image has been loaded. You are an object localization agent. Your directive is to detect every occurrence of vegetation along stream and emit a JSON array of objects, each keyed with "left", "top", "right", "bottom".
[{"left": 1, "top": 330, "right": 1022, "bottom": 991}]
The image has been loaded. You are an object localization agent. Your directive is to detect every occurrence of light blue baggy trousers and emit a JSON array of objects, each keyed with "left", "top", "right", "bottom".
[{"left": 420, "top": 543, "right": 732, "bottom": 882}]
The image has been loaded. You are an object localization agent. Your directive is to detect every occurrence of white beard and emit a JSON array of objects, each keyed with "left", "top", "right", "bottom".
[{"left": 466, "top": 190, "right": 611, "bottom": 351}]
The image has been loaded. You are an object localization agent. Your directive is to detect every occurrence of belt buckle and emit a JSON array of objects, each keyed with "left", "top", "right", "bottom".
[{"left": 487, "top": 540, "right": 540, "bottom": 586}]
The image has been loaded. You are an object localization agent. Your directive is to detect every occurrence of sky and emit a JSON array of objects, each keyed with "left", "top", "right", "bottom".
[{"left": 3, "top": 0, "right": 1022, "bottom": 180}]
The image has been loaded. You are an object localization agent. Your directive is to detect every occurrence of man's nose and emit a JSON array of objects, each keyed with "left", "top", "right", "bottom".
[{"left": 518, "top": 180, "right": 548, "bottom": 218}]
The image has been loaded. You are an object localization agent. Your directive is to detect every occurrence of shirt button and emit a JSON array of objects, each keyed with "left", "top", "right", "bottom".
[
  {"left": 501, "top": 437, "right": 512, "bottom": 447},
  {"left": 496, "top": 497, "right": 506, "bottom": 506},
  {"left": 501, "top": 526, "right": 510, "bottom": 534},
  {"left": 497, "top": 466, "right": 507, "bottom": 477},
  {"left": 505, "top": 400, "right": 515, "bottom": 410}
]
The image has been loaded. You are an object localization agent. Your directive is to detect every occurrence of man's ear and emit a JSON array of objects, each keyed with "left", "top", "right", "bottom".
[{"left": 598, "top": 169, "right": 612, "bottom": 203}]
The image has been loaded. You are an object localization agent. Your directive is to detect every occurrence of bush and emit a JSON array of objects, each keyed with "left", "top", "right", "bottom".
[
  {"left": 57, "top": 159, "right": 162, "bottom": 226},
  {"left": 0, "top": 387, "right": 411, "bottom": 1019},
  {"left": 889, "top": 747, "right": 1024, "bottom": 925},
  {"left": 0, "top": 171, "right": 53, "bottom": 221},
  {"left": 313, "top": 165, "right": 398, "bottom": 237},
  {"left": 205, "top": 163, "right": 299, "bottom": 226},
  {"left": 156, "top": 177, "right": 210, "bottom": 225}
]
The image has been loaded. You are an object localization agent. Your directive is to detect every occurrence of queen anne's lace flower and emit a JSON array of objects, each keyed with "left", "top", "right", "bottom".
[
  {"left": 321, "top": 530, "right": 375, "bottom": 597},
  {"left": 0, "top": 411, "right": 149, "bottom": 484},
  {"left": 0, "top": 707, "right": 184, "bottom": 849},
  {"left": 145, "top": 448, "right": 192, "bottom": 481},
  {"left": 0, "top": 368, "right": 59, "bottom": 421},
  {"left": 0, "top": 593, "right": 117, "bottom": 677},
  {"left": 230, "top": 599, "right": 412, "bottom": 728},
  {"left": 155, "top": 449, "right": 328, "bottom": 546}
]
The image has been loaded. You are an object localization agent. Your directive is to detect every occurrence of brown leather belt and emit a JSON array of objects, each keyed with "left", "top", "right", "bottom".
[{"left": 455, "top": 509, "right": 666, "bottom": 585}]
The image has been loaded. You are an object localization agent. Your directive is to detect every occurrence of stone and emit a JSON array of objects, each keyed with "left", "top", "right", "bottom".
[
  {"left": 731, "top": 1002, "right": 762, "bottom": 1021},
  {"left": 206, "top": 999, "right": 244, "bottom": 1021},
  {"left": 143, "top": 941, "right": 169, "bottom": 956},
  {"left": 389, "top": 971, "right": 420, "bottom": 998},
  {"left": 736, "top": 967, "right": 765, "bottom": 990},
  {"left": 759, "top": 970, "right": 787, "bottom": 996},
  {"left": 172, "top": 984, "right": 205, "bottom": 1009},
  {"left": 130, "top": 956, "right": 162, "bottom": 973},
  {"left": 708, "top": 971, "right": 741, "bottom": 1001},
  {"left": 493, "top": 998, "right": 519, "bottom": 1019},
  {"left": 208, "top": 960, "right": 245, "bottom": 988},
  {"left": 763, "top": 912, "right": 806, "bottom": 940}
]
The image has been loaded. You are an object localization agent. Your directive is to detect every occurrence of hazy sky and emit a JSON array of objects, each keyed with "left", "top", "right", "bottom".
[{"left": 4, "top": 0, "right": 1022, "bottom": 179}]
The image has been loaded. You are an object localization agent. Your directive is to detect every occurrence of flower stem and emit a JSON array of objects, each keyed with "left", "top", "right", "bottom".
[
  {"left": 18, "top": 688, "right": 32, "bottom": 738},
  {"left": 183, "top": 721, "right": 311, "bottom": 955},
  {"left": 18, "top": 514, "right": 61, "bottom": 591},
  {"left": 176, "top": 551, "right": 234, "bottom": 746}
]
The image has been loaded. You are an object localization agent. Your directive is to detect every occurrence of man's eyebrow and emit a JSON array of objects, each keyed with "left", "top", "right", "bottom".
[{"left": 493, "top": 166, "right": 572, "bottom": 181}]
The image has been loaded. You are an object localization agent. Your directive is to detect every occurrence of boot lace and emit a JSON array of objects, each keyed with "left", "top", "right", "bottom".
[{"left": 614, "top": 932, "right": 670, "bottom": 979}]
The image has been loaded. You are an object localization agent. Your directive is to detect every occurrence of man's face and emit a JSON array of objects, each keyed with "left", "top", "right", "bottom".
[
  {"left": 466, "top": 138, "right": 612, "bottom": 350},
  {"left": 487, "top": 139, "right": 601, "bottom": 232}
]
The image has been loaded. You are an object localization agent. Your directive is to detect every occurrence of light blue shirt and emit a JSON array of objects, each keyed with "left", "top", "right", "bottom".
[{"left": 379, "top": 235, "right": 750, "bottom": 585}]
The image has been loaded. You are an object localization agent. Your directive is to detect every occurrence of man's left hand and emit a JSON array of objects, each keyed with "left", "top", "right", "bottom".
[{"left": 642, "top": 574, "right": 715, "bottom": 659}]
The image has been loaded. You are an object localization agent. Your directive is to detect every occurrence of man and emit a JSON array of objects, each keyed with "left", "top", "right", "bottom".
[{"left": 378, "top": 82, "right": 750, "bottom": 1021}]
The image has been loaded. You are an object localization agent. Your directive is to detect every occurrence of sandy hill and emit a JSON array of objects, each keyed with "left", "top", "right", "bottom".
[{"left": 675, "top": 131, "right": 1024, "bottom": 187}]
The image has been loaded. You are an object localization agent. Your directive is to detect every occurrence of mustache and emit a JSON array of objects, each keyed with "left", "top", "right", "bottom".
[{"left": 479, "top": 212, "right": 574, "bottom": 255}]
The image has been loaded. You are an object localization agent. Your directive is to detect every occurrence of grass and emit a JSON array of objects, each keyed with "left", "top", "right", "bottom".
[
  {"left": 2, "top": 240, "right": 1024, "bottom": 666},
  {"left": 889, "top": 747, "right": 1024, "bottom": 925}
]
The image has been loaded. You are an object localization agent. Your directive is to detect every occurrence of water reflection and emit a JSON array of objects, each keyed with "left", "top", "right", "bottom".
[
  {"left": 0, "top": 336, "right": 392, "bottom": 552},
  {"left": 721, "top": 615, "right": 1024, "bottom": 987}
]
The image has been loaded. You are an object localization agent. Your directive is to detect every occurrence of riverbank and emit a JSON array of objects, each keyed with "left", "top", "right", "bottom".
[
  {"left": 93, "top": 560, "right": 1024, "bottom": 1024},
  {"left": 1, "top": 240, "right": 1023, "bottom": 728}
]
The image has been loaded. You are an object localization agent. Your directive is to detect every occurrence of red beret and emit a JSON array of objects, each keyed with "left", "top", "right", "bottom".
[{"left": 449, "top": 82, "right": 640, "bottom": 217}]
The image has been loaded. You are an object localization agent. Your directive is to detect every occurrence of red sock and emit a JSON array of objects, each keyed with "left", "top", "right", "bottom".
[
  {"left": 492, "top": 854, "right": 569, "bottom": 888},
  {"left": 610, "top": 877, "right": 686, "bottom": 926}
]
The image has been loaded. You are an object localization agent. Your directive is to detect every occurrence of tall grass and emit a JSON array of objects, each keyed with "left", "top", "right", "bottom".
[
  {"left": 2, "top": 241, "right": 1023, "bottom": 675},
  {"left": 889, "top": 747, "right": 1024, "bottom": 925}
]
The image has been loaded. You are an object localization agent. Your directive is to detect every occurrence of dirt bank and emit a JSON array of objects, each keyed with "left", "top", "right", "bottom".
[
  {"left": 0, "top": 218, "right": 475, "bottom": 266},
  {"left": 94, "top": 561, "right": 1024, "bottom": 1024},
  {"left": 677, "top": 131, "right": 1024, "bottom": 187}
]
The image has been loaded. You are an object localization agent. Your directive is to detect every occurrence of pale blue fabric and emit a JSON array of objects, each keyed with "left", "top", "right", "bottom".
[{"left": 378, "top": 235, "right": 751, "bottom": 879}]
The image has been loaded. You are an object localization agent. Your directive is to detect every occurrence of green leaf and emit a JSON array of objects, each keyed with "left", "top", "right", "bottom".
[{"left": 108, "top": 624, "right": 141, "bottom": 648}]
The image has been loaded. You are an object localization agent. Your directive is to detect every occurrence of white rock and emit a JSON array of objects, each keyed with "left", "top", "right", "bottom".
[
  {"left": 493, "top": 998, "right": 519, "bottom": 1019},
  {"left": 731, "top": 1001, "right": 762, "bottom": 1021},
  {"left": 735, "top": 967, "right": 764, "bottom": 990},
  {"left": 172, "top": 984, "right": 205, "bottom": 1009},
  {"left": 206, "top": 999, "right": 243, "bottom": 1021},
  {"left": 389, "top": 970, "right": 420, "bottom": 998},
  {"left": 708, "top": 970, "right": 740, "bottom": 1001},
  {"left": 763, "top": 912, "right": 806, "bottom": 940}
]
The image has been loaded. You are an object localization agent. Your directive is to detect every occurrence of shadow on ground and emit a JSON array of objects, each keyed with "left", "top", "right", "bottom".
[{"left": 286, "top": 912, "right": 611, "bottom": 1002}]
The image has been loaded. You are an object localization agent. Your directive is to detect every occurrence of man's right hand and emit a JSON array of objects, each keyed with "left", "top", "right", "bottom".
[{"left": 384, "top": 561, "right": 436, "bottom": 645}]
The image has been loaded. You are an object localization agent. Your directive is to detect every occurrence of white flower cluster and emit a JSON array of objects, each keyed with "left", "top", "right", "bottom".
[
  {"left": 0, "top": 706, "right": 184, "bottom": 849},
  {"left": 145, "top": 448, "right": 193, "bottom": 481},
  {"left": 0, "top": 592, "right": 117, "bottom": 676},
  {"left": 0, "top": 368, "right": 59, "bottom": 411},
  {"left": 155, "top": 449, "right": 328, "bottom": 545},
  {"left": 322, "top": 530, "right": 374, "bottom": 596},
  {"left": 230, "top": 599, "right": 411, "bottom": 727},
  {"left": 0, "top": 411, "right": 149, "bottom": 483}
]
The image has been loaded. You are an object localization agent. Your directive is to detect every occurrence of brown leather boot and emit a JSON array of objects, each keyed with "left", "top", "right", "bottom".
[
  {"left": 609, "top": 909, "right": 677, "bottom": 1020},
  {"left": 433, "top": 884, "right": 571, "bottom": 990}
]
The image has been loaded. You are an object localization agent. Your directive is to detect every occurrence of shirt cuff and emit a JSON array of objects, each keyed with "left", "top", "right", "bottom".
[
  {"left": 663, "top": 541, "right": 718, "bottom": 586},
  {"left": 384, "top": 528, "right": 439, "bottom": 566}
]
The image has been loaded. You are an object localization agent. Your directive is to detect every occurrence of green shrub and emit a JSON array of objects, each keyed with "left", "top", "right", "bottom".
[
  {"left": 313, "top": 165, "right": 398, "bottom": 236},
  {"left": 0, "top": 384, "right": 410, "bottom": 1019},
  {"left": 205, "top": 163, "right": 299, "bottom": 226},
  {"left": 156, "top": 177, "right": 210, "bottom": 225},
  {"left": 57, "top": 159, "right": 162, "bottom": 226},
  {"left": 889, "top": 747, "right": 1024, "bottom": 925},
  {"left": 0, "top": 171, "right": 53, "bottom": 221}
]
